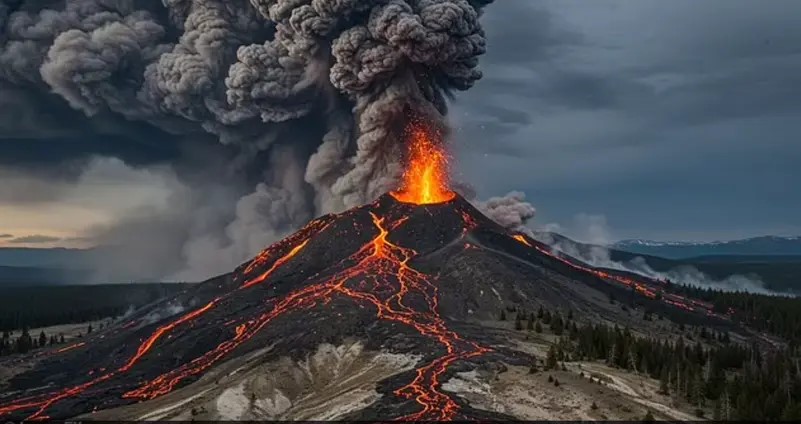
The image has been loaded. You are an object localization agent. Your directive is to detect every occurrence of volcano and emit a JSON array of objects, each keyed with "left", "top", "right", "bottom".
[{"left": 0, "top": 189, "right": 745, "bottom": 421}]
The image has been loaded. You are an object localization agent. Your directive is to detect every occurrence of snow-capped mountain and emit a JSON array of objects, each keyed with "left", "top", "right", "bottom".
[{"left": 612, "top": 236, "right": 801, "bottom": 259}]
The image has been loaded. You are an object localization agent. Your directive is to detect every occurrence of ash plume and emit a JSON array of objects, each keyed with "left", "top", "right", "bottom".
[
  {"left": 475, "top": 191, "right": 537, "bottom": 235},
  {"left": 1, "top": 0, "right": 492, "bottom": 280}
]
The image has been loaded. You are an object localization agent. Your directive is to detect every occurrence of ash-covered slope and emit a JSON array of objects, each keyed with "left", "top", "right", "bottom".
[{"left": 0, "top": 193, "right": 737, "bottom": 421}]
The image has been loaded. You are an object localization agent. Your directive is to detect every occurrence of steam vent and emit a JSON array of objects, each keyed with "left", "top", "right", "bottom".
[{"left": 0, "top": 181, "right": 742, "bottom": 420}]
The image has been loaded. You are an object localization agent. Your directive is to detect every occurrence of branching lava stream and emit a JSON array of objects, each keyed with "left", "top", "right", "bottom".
[
  {"left": 1, "top": 121, "right": 716, "bottom": 421},
  {"left": 0, "top": 202, "right": 489, "bottom": 421},
  {"left": 0, "top": 120, "right": 489, "bottom": 421}
]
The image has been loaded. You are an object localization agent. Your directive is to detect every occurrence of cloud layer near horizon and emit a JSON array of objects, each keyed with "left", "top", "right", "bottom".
[{"left": 1, "top": 0, "right": 800, "bottom": 277}]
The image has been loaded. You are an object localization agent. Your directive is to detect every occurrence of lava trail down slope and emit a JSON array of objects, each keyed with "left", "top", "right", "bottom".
[{"left": 0, "top": 193, "right": 733, "bottom": 420}]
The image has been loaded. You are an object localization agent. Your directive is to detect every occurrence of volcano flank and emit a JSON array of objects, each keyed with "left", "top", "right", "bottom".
[{"left": 0, "top": 192, "right": 746, "bottom": 421}]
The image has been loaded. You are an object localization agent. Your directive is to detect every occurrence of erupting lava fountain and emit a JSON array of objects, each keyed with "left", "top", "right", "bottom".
[
  {"left": 391, "top": 122, "right": 457, "bottom": 205},
  {"left": 0, "top": 120, "right": 730, "bottom": 421}
]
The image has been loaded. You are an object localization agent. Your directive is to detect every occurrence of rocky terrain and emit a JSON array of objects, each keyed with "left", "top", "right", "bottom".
[{"left": 0, "top": 193, "right": 759, "bottom": 420}]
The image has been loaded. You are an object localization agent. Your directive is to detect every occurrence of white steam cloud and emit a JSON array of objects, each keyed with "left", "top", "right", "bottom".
[
  {"left": 537, "top": 216, "right": 784, "bottom": 296},
  {"left": 471, "top": 193, "right": 786, "bottom": 296}
]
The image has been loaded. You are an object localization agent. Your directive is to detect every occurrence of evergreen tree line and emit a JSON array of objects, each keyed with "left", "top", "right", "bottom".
[
  {"left": 0, "top": 323, "right": 97, "bottom": 356},
  {"left": 0, "top": 283, "right": 191, "bottom": 332},
  {"left": 572, "top": 322, "right": 801, "bottom": 420},
  {"left": 503, "top": 305, "right": 801, "bottom": 420},
  {"left": 662, "top": 282, "right": 801, "bottom": 346}
]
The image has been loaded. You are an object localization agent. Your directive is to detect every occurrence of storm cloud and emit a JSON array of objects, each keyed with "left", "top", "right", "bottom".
[
  {"left": 2, "top": 0, "right": 799, "bottom": 283},
  {"left": 0, "top": 0, "right": 493, "bottom": 280},
  {"left": 452, "top": 0, "right": 801, "bottom": 241}
]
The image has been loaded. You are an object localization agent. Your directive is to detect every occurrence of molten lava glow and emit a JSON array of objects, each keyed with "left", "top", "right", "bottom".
[
  {"left": 513, "top": 234, "right": 532, "bottom": 247},
  {"left": 0, "top": 207, "right": 487, "bottom": 421},
  {"left": 2, "top": 207, "right": 720, "bottom": 421},
  {"left": 510, "top": 233, "right": 719, "bottom": 316},
  {"left": 391, "top": 124, "right": 456, "bottom": 205},
  {"left": 55, "top": 342, "right": 85, "bottom": 354}
]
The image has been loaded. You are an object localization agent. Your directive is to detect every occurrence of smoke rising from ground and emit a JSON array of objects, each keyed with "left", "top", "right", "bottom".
[
  {"left": 536, "top": 216, "right": 786, "bottom": 296},
  {"left": 469, "top": 193, "right": 788, "bottom": 295},
  {"left": 475, "top": 191, "right": 536, "bottom": 235},
  {"left": 1, "top": 0, "right": 492, "bottom": 281}
]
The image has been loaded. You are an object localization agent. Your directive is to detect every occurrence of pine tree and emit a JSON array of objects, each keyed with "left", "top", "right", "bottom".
[
  {"left": 38, "top": 331, "right": 46, "bottom": 348},
  {"left": 546, "top": 345, "right": 558, "bottom": 370},
  {"left": 87, "top": 324, "right": 93, "bottom": 334},
  {"left": 643, "top": 410, "right": 655, "bottom": 421},
  {"left": 535, "top": 320, "right": 543, "bottom": 333},
  {"left": 537, "top": 305, "right": 544, "bottom": 319},
  {"left": 543, "top": 310, "right": 552, "bottom": 324},
  {"left": 527, "top": 317, "right": 534, "bottom": 331},
  {"left": 659, "top": 368, "right": 670, "bottom": 395},
  {"left": 16, "top": 327, "right": 32, "bottom": 354},
  {"left": 590, "top": 401, "right": 598, "bottom": 410},
  {"left": 693, "top": 373, "right": 705, "bottom": 407},
  {"left": 499, "top": 309, "right": 507, "bottom": 321},
  {"left": 514, "top": 314, "right": 523, "bottom": 331},
  {"left": 551, "top": 313, "right": 564, "bottom": 336}
]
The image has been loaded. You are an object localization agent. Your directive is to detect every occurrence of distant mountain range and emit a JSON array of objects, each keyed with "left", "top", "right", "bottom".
[
  {"left": 612, "top": 236, "right": 801, "bottom": 259},
  {"left": 534, "top": 232, "right": 801, "bottom": 295},
  {"left": 0, "top": 247, "right": 95, "bottom": 286},
  {"left": 0, "top": 247, "right": 95, "bottom": 269},
  {"left": 3, "top": 235, "right": 801, "bottom": 292}
]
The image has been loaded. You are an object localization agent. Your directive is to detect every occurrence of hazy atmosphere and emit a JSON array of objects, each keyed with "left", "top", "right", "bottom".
[
  {"left": 2, "top": 0, "right": 800, "bottom": 274},
  {"left": 2, "top": 1, "right": 801, "bottom": 422}
]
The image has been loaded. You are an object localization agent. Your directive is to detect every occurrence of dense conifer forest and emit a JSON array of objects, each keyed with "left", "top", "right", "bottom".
[
  {"left": 508, "top": 304, "right": 801, "bottom": 421},
  {"left": 0, "top": 283, "right": 192, "bottom": 332}
]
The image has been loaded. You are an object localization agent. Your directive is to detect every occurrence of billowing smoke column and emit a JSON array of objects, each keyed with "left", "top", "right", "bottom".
[
  {"left": 476, "top": 191, "right": 536, "bottom": 235},
  {"left": 0, "top": 0, "right": 492, "bottom": 280}
]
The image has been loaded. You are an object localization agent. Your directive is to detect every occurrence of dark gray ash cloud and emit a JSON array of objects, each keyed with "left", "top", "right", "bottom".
[
  {"left": 0, "top": 0, "right": 494, "bottom": 280},
  {"left": 3, "top": 0, "right": 800, "bottom": 284}
]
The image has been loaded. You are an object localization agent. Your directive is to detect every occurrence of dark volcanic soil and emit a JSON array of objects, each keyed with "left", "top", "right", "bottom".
[{"left": 0, "top": 193, "right": 741, "bottom": 420}]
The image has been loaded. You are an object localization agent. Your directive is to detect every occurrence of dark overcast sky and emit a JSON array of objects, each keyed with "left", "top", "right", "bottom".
[
  {"left": 450, "top": 0, "right": 801, "bottom": 241},
  {"left": 2, "top": 0, "right": 800, "bottom": 247}
]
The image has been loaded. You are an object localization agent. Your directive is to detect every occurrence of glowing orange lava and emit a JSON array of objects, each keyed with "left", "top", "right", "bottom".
[
  {"left": 55, "top": 342, "right": 85, "bottom": 354},
  {"left": 0, "top": 207, "right": 487, "bottom": 421},
  {"left": 122, "top": 211, "right": 490, "bottom": 420},
  {"left": 391, "top": 123, "right": 456, "bottom": 205},
  {"left": 1, "top": 207, "right": 723, "bottom": 421},
  {"left": 510, "top": 233, "right": 720, "bottom": 317}
]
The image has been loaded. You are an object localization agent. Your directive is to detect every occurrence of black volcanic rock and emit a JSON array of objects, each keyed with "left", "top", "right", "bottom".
[{"left": 0, "top": 193, "right": 742, "bottom": 421}]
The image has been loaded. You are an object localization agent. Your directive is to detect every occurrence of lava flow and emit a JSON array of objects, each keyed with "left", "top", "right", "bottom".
[
  {"left": 511, "top": 234, "right": 717, "bottom": 316},
  {"left": 0, "top": 216, "right": 335, "bottom": 420},
  {"left": 0, "top": 122, "right": 486, "bottom": 421},
  {"left": 122, "top": 210, "right": 488, "bottom": 421},
  {"left": 391, "top": 122, "right": 456, "bottom": 205}
]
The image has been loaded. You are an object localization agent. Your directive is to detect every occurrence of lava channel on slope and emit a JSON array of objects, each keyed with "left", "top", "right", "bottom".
[
  {"left": 510, "top": 234, "right": 720, "bottom": 317},
  {"left": 0, "top": 122, "right": 488, "bottom": 421},
  {"left": 0, "top": 121, "right": 722, "bottom": 421}
]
